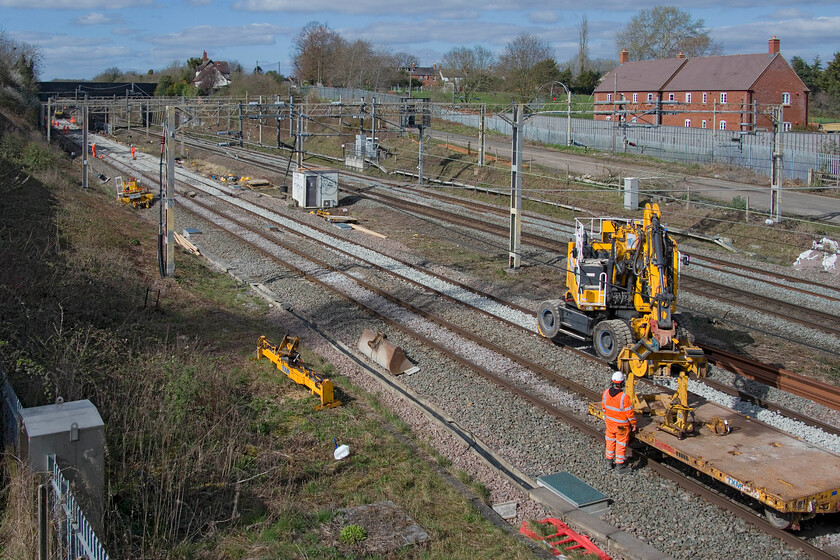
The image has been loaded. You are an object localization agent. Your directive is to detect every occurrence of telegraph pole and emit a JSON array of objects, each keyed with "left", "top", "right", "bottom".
[
  {"left": 45, "top": 98, "right": 51, "bottom": 144},
  {"left": 296, "top": 110, "right": 303, "bottom": 168},
  {"left": 164, "top": 106, "right": 176, "bottom": 277},
  {"left": 82, "top": 96, "right": 89, "bottom": 189},
  {"left": 238, "top": 102, "right": 244, "bottom": 147},
  {"left": 418, "top": 125, "right": 424, "bottom": 185},
  {"left": 770, "top": 105, "right": 784, "bottom": 222},
  {"left": 479, "top": 104, "right": 486, "bottom": 167},
  {"left": 508, "top": 104, "right": 524, "bottom": 270}
]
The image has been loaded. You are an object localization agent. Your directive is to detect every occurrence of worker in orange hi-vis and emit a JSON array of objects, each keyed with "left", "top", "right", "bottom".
[
  {"left": 69, "top": 116, "right": 75, "bottom": 123},
  {"left": 131, "top": 145, "right": 136, "bottom": 160},
  {"left": 91, "top": 143, "right": 96, "bottom": 158},
  {"left": 601, "top": 371, "right": 637, "bottom": 474}
]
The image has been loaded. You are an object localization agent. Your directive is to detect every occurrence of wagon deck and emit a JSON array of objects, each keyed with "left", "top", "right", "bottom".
[{"left": 635, "top": 397, "right": 840, "bottom": 515}]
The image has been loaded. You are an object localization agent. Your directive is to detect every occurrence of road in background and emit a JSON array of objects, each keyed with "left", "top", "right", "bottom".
[{"left": 431, "top": 130, "right": 840, "bottom": 225}]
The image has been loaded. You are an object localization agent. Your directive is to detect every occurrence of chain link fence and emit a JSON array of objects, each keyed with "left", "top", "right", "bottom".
[{"left": 308, "top": 86, "right": 840, "bottom": 183}]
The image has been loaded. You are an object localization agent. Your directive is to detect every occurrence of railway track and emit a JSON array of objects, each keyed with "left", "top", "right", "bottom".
[
  {"left": 83, "top": 132, "right": 840, "bottom": 557},
  {"left": 173, "top": 176, "right": 838, "bottom": 559},
  {"left": 164, "top": 135, "right": 840, "bottom": 418}
]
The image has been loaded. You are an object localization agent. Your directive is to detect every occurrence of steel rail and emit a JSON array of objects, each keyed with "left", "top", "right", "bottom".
[{"left": 176, "top": 193, "right": 837, "bottom": 560}]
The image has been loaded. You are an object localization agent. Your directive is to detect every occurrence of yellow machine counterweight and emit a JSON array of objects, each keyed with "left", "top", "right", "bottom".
[{"left": 256, "top": 335, "right": 341, "bottom": 410}]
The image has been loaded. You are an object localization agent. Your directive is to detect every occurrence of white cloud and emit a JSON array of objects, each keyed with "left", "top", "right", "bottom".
[
  {"left": 529, "top": 11, "right": 558, "bottom": 24},
  {"left": 767, "top": 8, "right": 812, "bottom": 19},
  {"left": 0, "top": 0, "right": 151, "bottom": 7},
  {"left": 147, "top": 23, "right": 288, "bottom": 48},
  {"left": 712, "top": 16, "right": 840, "bottom": 57},
  {"left": 74, "top": 12, "right": 123, "bottom": 25},
  {"left": 233, "top": 0, "right": 583, "bottom": 15}
]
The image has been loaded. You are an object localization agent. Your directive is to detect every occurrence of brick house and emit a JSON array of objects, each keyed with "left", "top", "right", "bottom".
[
  {"left": 408, "top": 64, "right": 440, "bottom": 88},
  {"left": 194, "top": 50, "right": 231, "bottom": 90},
  {"left": 593, "top": 37, "right": 808, "bottom": 131}
]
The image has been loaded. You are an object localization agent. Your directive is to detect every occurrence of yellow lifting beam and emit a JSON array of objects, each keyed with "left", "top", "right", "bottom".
[{"left": 256, "top": 335, "right": 341, "bottom": 410}]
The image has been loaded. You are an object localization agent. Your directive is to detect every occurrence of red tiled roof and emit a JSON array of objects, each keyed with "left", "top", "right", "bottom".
[
  {"left": 662, "top": 53, "right": 777, "bottom": 91},
  {"left": 594, "top": 58, "right": 686, "bottom": 94}
]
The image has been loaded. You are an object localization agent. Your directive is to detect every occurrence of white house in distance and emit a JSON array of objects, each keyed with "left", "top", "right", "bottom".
[{"left": 194, "top": 51, "right": 231, "bottom": 90}]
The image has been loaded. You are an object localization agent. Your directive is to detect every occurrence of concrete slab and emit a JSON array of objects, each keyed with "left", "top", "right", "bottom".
[
  {"left": 330, "top": 500, "right": 429, "bottom": 554},
  {"left": 492, "top": 500, "right": 518, "bottom": 519}
]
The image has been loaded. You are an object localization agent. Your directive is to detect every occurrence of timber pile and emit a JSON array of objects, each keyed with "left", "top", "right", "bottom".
[{"left": 173, "top": 232, "right": 201, "bottom": 255}]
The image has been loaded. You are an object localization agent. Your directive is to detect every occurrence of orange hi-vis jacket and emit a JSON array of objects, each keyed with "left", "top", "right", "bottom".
[{"left": 601, "top": 387, "right": 636, "bottom": 427}]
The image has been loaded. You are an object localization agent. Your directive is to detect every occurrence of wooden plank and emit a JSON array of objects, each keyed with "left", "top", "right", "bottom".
[{"left": 350, "top": 224, "right": 387, "bottom": 238}]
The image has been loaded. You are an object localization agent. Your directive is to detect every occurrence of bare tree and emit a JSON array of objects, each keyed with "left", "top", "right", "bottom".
[
  {"left": 92, "top": 67, "right": 122, "bottom": 82},
  {"left": 441, "top": 45, "right": 495, "bottom": 102},
  {"left": 291, "top": 21, "right": 344, "bottom": 85},
  {"left": 498, "top": 33, "right": 555, "bottom": 101},
  {"left": 616, "top": 6, "right": 721, "bottom": 60},
  {"left": 394, "top": 51, "right": 419, "bottom": 70},
  {"left": 0, "top": 30, "right": 40, "bottom": 114},
  {"left": 577, "top": 16, "right": 589, "bottom": 75}
]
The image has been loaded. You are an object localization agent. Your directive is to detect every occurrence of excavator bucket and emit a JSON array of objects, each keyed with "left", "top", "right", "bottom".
[{"left": 357, "top": 329, "right": 414, "bottom": 375}]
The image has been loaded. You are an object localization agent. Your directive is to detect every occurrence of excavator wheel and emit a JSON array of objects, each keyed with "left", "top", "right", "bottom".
[
  {"left": 536, "top": 300, "right": 563, "bottom": 339},
  {"left": 593, "top": 319, "right": 633, "bottom": 363}
]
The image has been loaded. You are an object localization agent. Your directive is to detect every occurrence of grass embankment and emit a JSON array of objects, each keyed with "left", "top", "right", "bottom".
[{"left": 0, "top": 123, "right": 537, "bottom": 558}]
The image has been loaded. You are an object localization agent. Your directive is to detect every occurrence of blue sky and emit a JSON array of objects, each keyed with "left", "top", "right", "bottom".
[{"left": 3, "top": 0, "right": 839, "bottom": 81}]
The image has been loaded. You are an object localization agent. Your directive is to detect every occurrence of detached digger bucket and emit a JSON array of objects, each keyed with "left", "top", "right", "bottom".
[{"left": 357, "top": 329, "right": 414, "bottom": 375}]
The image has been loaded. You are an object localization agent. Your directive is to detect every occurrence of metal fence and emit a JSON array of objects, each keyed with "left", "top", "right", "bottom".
[
  {"left": 49, "top": 454, "right": 110, "bottom": 560},
  {"left": 1, "top": 370, "right": 23, "bottom": 451},
  {"left": 0, "top": 371, "right": 109, "bottom": 560},
  {"left": 308, "top": 86, "right": 840, "bottom": 183}
]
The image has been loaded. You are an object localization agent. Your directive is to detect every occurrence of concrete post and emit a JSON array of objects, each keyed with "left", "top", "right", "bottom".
[{"left": 624, "top": 177, "right": 639, "bottom": 210}]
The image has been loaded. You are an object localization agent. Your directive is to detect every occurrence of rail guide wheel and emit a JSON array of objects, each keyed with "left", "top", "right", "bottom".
[{"left": 764, "top": 507, "right": 797, "bottom": 530}]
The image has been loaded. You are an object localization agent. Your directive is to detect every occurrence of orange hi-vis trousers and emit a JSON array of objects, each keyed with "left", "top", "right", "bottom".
[{"left": 604, "top": 422, "right": 631, "bottom": 464}]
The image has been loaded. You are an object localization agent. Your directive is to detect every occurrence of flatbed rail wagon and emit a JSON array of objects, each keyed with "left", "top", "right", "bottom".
[{"left": 634, "top": 395, "right": 840, "bottom": 530}]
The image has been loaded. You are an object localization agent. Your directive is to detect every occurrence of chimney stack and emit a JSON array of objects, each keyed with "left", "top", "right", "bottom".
[
  {"left": 769, "top": 36, "right": 780, "bottom": 55},
  {"left": 619, "top": 49, "right": 629, "bottom": 64},
  {"left": 202, "top": 50, "right": 208, "bottom": 62},
  {"left": 677, "top": 52, "right": 685, "bottom": 59}
]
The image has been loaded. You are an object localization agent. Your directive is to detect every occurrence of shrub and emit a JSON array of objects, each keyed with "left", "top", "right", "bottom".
[
  {"left": 729, "top": 195, "right": 747, "bottom": 210},
  {"left": 339, "top": 524, "right": 367, "bottom": 545}
]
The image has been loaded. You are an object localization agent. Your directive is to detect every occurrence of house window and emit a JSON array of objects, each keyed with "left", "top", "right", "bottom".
[
  {"left": 668, "top": 93, "right": 675, "bottom": 101},
  {"left": 685, "top": 93, "right": 692, "bottom": 103},
  {"left": 607, "top": 94, "right": 612, "bottom": 102},
  {"left": 783, "top": 122, "right": 792, "bottom": 131},
  {"left": 685, "top": 119, "right": 691, "bottom": 127},
  {"left": 647, "top": 93, "right": 653, "bottom": 102},
  {"left": 720, "top": 92, "right": 727, "bottom": 103},
  {"left": 702, "top": 120, "right": 707, "bottom": 128},
  {"left": 633, "top": 93, "right": 638, "bottom": 103},
  {"left": 719, "top": 120, "right": 727, "bottom": 130},
  {"left": 782, "top": 92, "right": 791, "bottom": 105},
  {"left": 703, "top": 93, "right": 707, "bottom": 103}
]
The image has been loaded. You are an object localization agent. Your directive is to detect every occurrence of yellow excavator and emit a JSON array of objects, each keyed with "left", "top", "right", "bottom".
[
  {"left": 116, "top": 176, "right": 153, "bottom": 208},
  {"left": 537, "top": 203, "right": 706, "bottom": 437}
]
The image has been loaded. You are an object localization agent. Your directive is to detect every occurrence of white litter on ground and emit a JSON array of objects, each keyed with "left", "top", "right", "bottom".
[{"left": 793, "top": 237, "right": 839, "bottom": 274}]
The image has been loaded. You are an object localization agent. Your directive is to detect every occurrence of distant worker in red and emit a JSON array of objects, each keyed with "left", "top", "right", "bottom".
[
  {"left": 131, "top": 145, "right": 136, "bottom": 160},
  {"left": 602, "top": 371, "right": 636, "bottom": 474},
  {"left": 91, "top": 143, "right": 96, "bottom": 158}
]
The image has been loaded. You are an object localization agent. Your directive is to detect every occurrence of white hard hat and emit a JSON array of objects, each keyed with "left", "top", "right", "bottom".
[{"left": 611, "top": 371, "right": 626, "bottom": 383}]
